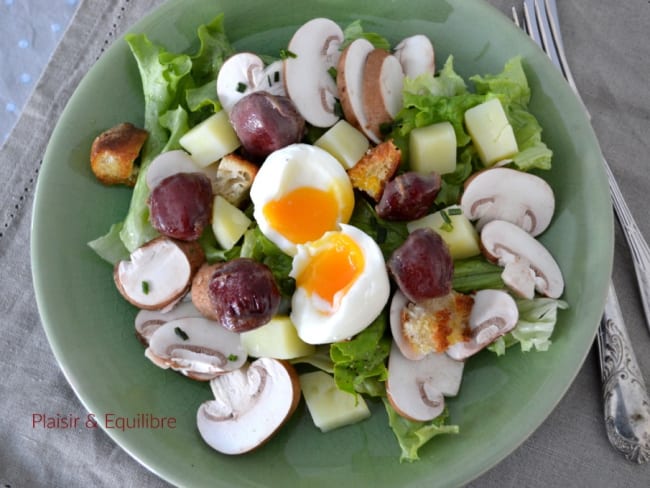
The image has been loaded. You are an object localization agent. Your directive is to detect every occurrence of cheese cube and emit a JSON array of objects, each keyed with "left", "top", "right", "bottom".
[
  {"left": 179, "top": 111, "right": 241, "bottom": 167},
  {"left": 240, "top": 316, "right": 315, "bottom": 359},
  {"left": 409, "top": 121, "right": 457, "bottom": 175},
  {"left": 314, "top": 120, "right": 370, "bottom": 169},
  {"left": 407, "top": 205, "right": 481, "bottom": 260},
  {"left": 464, "top": 98, "right": 518, "bottom": 166},
  {"left": 211, "top": 195, "right": 251, "bottom": 250},
  {"left": 299, "top": 371, "right": 371, "bottom": 432}
]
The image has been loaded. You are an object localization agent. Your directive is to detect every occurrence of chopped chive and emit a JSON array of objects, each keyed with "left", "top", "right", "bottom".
[
  {"left": 439, "top": 210, "right": 454, "bottom": 232},
  {"left": 274, "top": 70, "right": 280, "bottom": 82},
  {"left": 280, "top": 49, "right": 297, "bottom": 59},
  {"left": 174, "top": 327, "right": 189, "bottom": 341},
  {"left": 448, "top": 207, "right": 462, "bottom": 216},
  {"left": 141, "top": 281, "right": 150, "bottom": 294},
  {"left": 327, "top": 66, "right": 337, "bottom": 80},
  {"left": 236, "top": 82, "right": 247, "bottom": 93},
  {"left": 228, "top": 354, "right": 239, "bottom": 362},
  {"left": 267, "top": 74, "right": 272, "bottom": 86}
]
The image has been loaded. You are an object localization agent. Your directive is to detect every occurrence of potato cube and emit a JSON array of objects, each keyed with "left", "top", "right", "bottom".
[
  {"left": 211, "top": 195, "right": 251, "bottom": 250},
  {"left": 464, "top": 98, "right": 518, "bottom": 166},
  {"left": 179, "top": 111, "right": 241, "bottom": 167},
  {"left": 299, "top": 371, "right": 371, "bottom": 432},
  {"left": 314, "top": 119, "right": 370, "bottom": 169},
  {"left": 240, "top": 316, "right": 315, "bottom": 359},
  {"left": 409, "top": 121, "right": 457, "bottom": 175},
  {"left": 407, "top": 205, "right": 481, "bottom": 260}
]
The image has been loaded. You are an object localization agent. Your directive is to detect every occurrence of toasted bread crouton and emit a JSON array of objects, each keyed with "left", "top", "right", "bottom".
[
  {"left": 347, "top": 139, "right": 401, "bottom": 201},
  {"left": 401, "top": 291, "right": 474, "bottom": 356},
  {"left": 213, "top": 153, "right": 259, "bottom": 208},
  {"left": 90, "top": 122, "right": 148, "bottom": 186}
]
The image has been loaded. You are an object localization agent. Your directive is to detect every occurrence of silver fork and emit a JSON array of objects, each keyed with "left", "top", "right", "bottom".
[{"left": 513, "top": 0, "right": 650, "bottom": 463}]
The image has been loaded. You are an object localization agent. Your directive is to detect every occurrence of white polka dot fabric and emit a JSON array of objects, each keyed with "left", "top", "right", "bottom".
[{"left": 0, "top": 0, "right": 78, "bottom": 144}]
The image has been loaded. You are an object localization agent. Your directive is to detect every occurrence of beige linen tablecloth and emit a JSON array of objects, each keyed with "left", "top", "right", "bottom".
[{"left": 1, "top": 0, "right": 650, "bottom": 486}]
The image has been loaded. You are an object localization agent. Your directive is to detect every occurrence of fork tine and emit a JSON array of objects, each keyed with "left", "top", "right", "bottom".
[
  {"left": 533, "top": 0, "right": 562, "bottom": 69},
  {"left": 522, "top": 0, "right": 542, "bottom": 45}
]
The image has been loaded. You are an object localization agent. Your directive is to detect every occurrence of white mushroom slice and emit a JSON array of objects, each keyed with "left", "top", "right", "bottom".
[
  {"left": 361, "top": 49, "right": 404, "bottom": 141},
  {"left": 134, "top": 298, "right": 203, "bottom": 345},
  {"left": 258, "top": 60, "right": 286, "bottom": 97},
  {"left": 197, "top": 357, "right": 300, "bottom": 455},
  {"left": 481, "top": 219, "right": 564, "bottom": 299},
  {"left": 393, "top": 34, "right": 435, "bottom": 79},
  {"left": 145, "top": 317, "right": 246, "bottom": 380},
  {"left": 389, "top": 290, "right": 425, "bottom": 360},
  {"left": 216, "top": 53, "right": 266, "bottom": 114},
  {"left": 460, "top": 167, "right": 555, "bottom": 236},
  {"left": 336, "top": 38, "right": 378, "bottom": 143},
  {"left": 446, "top": 289, "right": 519, "bottom": 360},
  {"left": 386, "top": 342, "right": 464, "bottom": 422},
  {"left": 283, "top": 18, "right": 343, "bottom": 127},
  {"left": 145, "top": 150, "right": 215, "bottom": 191},
  {"left": 114, "top": 237, "right": 204, "bottom": 310}
]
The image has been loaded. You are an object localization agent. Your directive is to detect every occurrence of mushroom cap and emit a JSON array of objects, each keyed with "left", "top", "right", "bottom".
[
  {"left": 145, "top": 149, "right": 216, "bottom": 192},
  {"left": 361, "top": 49, "right": 404, "bottom": 142},
  {"left": 393, "top": 34, "right": 435, "bottom": 79},
  {"left": 460, "top": 167, "right": 555, "bottom": 236},
  {"left": 145, "top": 316, "right": 246, "bottom": 380},
  {"left": 337, "top": 38, "right": 378, "bottom": 143},
  {"left": 216, "top": 52, "right": 265, "bottom": 114},
  {"left": 114, "top": 237, "right": 204, "bottom": 310},
  {"left": 283, "top": 18, "right": 343, "bottom": 127},
  {"left": 389, "top": 290, "right": 425, "bottom": 360},
  {"left": 197, "top": 358, "right": 301, "bottom": 455},
  {"left": 446, "top": 289, "right": 519, "bottom": 360},
  {"left": 480, "top": 219, "right": 564, "bottom": 299},
  {"left": 386, "top": 341, "right": 464, "bottom": 422}
]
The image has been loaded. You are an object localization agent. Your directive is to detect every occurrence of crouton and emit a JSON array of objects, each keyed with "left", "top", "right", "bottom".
[
  {"left": 213, "top": 153, "right": 259, "bottom": 208},
  {"left": 346, "top": 139, "right": 401, "bottom": 201},
  {"left": 401, "top": 291, "right": 474, "bottom": 356},
  {"left": 90, "top": 122, "right": 148, "bottom": 186}
]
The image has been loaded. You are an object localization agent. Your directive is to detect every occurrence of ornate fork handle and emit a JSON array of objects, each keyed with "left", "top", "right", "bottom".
[
  {"left": 604, "top": 161, "right": 650, "bottom": 332},
  {"left": 598, "top": 283, "right": 650, "bottom": 463}
]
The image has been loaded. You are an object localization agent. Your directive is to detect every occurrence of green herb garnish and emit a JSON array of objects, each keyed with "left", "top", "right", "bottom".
[
  {"left": 174, "top": 327, "right": 189, "bottom": 341},
  {"left": 141, "top": 281, "right": 150, "bottom": 294},
  {"left": 236, "top": 82, "right": 247, "bottom": 93},
  {"left": 228, "top": 354, "right": 239, "bottom": 361},
  {"left": 280, "top": 49, "right": 297, "bottom": 59}
]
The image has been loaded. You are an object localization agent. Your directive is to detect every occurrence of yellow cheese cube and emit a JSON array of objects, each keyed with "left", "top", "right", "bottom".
[
  {"left": 407, "top": 205, "right": 481, "bottom": 260},
  {"left": 464, "top": 98, "right": 518, "bottom": 166},
  {"left": 299, "top": 371, "right": 371, "bottom": 432},
  {"left": 179, "top": 111, "right": 241, "bottom": 167},
  {"left": 408, "top": 121, "right": 457, "bottom": 175},
  {"left": 240, "top": 316, "right": 315, "bottom": 359},
  {"left": 314, "top": 119, "right": 370, "bottom": 169},
  {"left": 211, "top": 195, "right": 251, "bottom": 250}
]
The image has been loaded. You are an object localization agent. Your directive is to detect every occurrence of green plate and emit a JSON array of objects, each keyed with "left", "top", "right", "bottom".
[{"left": 31, "top": 0, "right": 612, "bottom": 486}]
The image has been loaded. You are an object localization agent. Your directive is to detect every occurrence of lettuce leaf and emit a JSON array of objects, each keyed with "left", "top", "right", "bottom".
[
  {"left": 384, "top": 400, "right": 459, "bottom": 462},
  {"left": 341, "top": 20, "right": 391, "bottom": 50},
  {"left": 330, "top": 314, "right": 390, "bottom": 398},
  {"left": 488, "top": 297, "right": 569, "bottom": 355}
]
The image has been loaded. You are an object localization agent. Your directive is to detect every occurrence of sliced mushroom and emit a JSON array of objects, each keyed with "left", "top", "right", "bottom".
[
  {"left": 145, "top": 149, "right": 217, "bottom": 191},
  {"left": 197, "top": 357, "right": 301, "bottom": 455},
  {"left": 386, "top": 341, "right": 464, "bottom": 422},
  {"left": 215, "top": 53, "right": 286, "bottom": 114},
  {"left": 134, "top": 297, "right": 203, "bottom": 345},
  {"left": 389, "top": 290, "right": 425, "bottom": 360},
  {"left": 283, "top": 17, "right": 343, "bottom": 127},
  {"left": 361, "top": 49, "right": 404, "bottom": 141},
  {"left": 446, "top": 289, "right": 519, "bottom": 360},
  {"left": 336, "top": 38, "right": 378, "bottom": 143},
  {"left": 114, "top": 237, "right": 204, "bottom": 310},
  {"left": 481, "top": 219, "right": 564, "bottom": 299},
  {"left": 460, "top": 167, "right": 555, "bottom": 236},
  {"left": 393, "top": 34, "right": 435, "bottom": 79},
  {"left": 145, "top": 316, "right": 246, "bottom": 380}
]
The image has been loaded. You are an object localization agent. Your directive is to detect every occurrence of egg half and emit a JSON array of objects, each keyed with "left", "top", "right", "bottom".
[
  {"left": 289, "top": 224, "right": 391, "bottom": 345},
  {"left": 250, "top": 143, "right": 355, "bottom": 256}
]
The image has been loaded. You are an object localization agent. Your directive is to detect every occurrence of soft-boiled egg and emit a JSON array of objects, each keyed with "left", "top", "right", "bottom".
[
  {"left": 289, "top": 224, "right": 391, "bottom": 344},
  {"left": 250, "top": 143, "right": 355, "bottom": 256}
]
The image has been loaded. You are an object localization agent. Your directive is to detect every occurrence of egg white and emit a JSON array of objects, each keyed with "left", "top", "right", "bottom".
[
  {"left": 289, "top": 224, "right": 391, "bottom": 345},
  {"left": 250, "top": 143, "right": 354, "bottom": 256}
]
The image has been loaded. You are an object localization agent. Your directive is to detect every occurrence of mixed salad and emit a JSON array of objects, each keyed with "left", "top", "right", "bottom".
[{"left": 88, "top": 14, "right": 568, "bottom": 462}]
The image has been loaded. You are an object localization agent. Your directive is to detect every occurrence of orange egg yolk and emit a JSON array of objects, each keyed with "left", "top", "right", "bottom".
[
  {"left": 263, "top": 187, "right": 341, "bottom": 245},
  {"left": 296, "top": 233, "right": 364, "bottom": 312}
]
